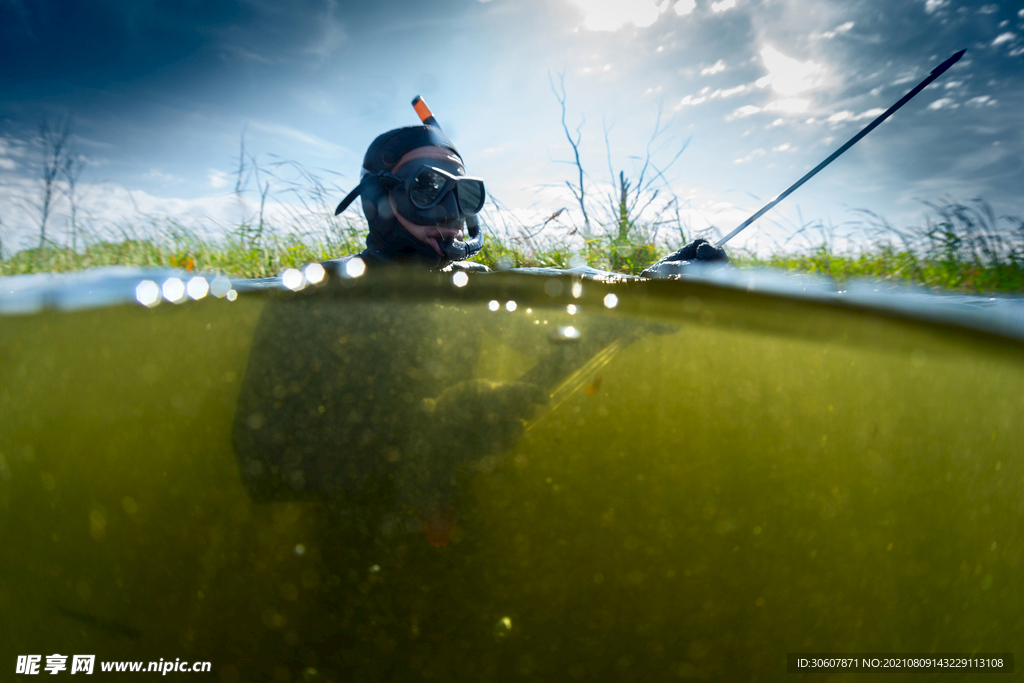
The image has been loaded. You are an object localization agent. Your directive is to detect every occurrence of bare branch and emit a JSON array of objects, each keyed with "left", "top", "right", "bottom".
[
  {"left": 36, "top": 116, "right": 74, "bottom": 249},
  {"left": 549, "top": 70, "right": 590, "bottom": 232},
  {"left": 60, "top": 127, "right": 85, "bottom": 252}
]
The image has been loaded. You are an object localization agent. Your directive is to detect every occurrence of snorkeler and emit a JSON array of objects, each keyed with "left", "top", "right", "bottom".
[{"left": 326, "top": 120, "right": 488, "bottom": 272}]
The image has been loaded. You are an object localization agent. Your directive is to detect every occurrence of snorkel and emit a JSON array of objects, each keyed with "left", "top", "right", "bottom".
[{"left": 410, "top": 95, "right": 485, "bottom": 263}]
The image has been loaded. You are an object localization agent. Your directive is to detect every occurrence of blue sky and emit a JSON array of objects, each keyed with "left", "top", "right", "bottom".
[{"left": 1, "top": 0, "right": 1022, "bottom": 256}]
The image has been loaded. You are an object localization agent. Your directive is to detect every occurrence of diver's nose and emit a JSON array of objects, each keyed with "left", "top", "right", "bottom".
[
  {"left": 441, "top": 187, "right": 460, "bottom": 215},
  {"left": 437, "top": 188, "right": 463, "bottom": 228}
]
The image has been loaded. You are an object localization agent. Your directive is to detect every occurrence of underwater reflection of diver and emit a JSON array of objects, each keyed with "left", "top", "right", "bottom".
[
  {"left": 232, "top": 98, "right": 660, "bottom": 546},
  {"left": 230, "top": 271, "right": 658, "bottom": 548}
]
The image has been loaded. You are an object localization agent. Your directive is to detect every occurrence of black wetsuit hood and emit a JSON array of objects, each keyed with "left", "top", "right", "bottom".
[{"left": 335, "top": 125, "right": 482, "bottom": 269}]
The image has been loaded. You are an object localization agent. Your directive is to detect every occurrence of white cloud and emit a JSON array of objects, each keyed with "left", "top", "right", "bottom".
[
  {"left": 726, "top": 99, "right": 811, "bottom": 121},
  {"left": 966, "top": 95, "right": 997, "bottom": 107},
  {"left": 927, "top": 97, "right": 958, "bottom": 110},
  {"left": 992, "top": 32, "right": 1016, "bottom": 46},
  {"left": 854, "top": 108, "right": 885, "bottom": 120},
  {"left": 772, "top": 143, "right": 791, "bottom": 152},
  {"left": 0, "top": 158, "right": 16, "bottom": 171},
  {"left": 820, "top": 21, "right": 854, "bottom": 39},
  {"left": 675, "top": 94, "right": 708, "bottom": 108},
  {"left": 825, "top": 107, "right": 886, "bottom": 125},
  {"left": 733, "top": 148, "right": 766, "bottom": 163},
  {"left": 701, "top": 60, "right": 726, "bottom": 75},
  {"left": 673, "top": 82, "right": 747, "bottom": 110},
  {"left": 759, "top": 45, "right": 824, "bottom": 96},
  {"left": 567, "top": 0, "right": 668, "bottom": 31},
  {"left": 0, "top": 136, "right": 28, "bottom": 162},
  {"left": 728, "top": 105, "right": 762, "bottom": 119},
  {"left": 208, "top": 169, "right": 230, "bottom": 189},
  {"left": 674, "top": 0, "right": 696, "bottom": 15},
  {"left": 711, "top": 0, "right": 735, "bottom": 12},
  {"left": 143, "top": 169, "right": 181, "bottom": 183},
  {"left": 924, "top": 0, "right": 948, "bottom": 13},
  {"left": 764, "top": 98, "right": 810, "bottom": 114},
  {"left": 892, "top": 71, "right": 920, "bottom": 86}
]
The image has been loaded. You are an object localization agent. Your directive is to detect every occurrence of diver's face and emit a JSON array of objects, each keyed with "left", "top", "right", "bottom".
[{"left": 389, "top": 146, "right": 466, "bottom": 258}]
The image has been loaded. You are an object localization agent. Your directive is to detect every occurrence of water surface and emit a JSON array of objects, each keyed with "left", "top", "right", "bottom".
[{"left": 1, "top": 267, "right": 1021, "bottom": 681}]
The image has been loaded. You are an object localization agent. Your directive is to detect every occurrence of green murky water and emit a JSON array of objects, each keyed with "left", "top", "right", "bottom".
[{"left": 1, "top": 269, "right": 1021, "bottom": 681}]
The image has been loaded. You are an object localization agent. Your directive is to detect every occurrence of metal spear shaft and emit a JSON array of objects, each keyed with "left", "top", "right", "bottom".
[{"left": 716, "top": 48, "right": 966, "bottom": 248}]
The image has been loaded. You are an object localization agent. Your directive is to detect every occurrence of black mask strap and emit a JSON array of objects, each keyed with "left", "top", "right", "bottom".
[{"left": 334, "top": 182, "right": 363, "bottom": 215}]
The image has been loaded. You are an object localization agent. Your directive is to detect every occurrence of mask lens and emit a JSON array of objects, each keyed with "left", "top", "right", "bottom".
[
  {"left": 409, "top": 168, "right": 449, "bottom": 208},
  {"left": 456, "top": 180, "right": 485, "bottom": 215}
]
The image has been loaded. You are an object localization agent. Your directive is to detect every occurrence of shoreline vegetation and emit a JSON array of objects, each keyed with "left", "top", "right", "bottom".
[
  {"left": 5, "top": 117, "right": 1022, "bottom": 294},
  {"left": 2, "top": 197, "right": 1023, "bottom": 294},
  {"left": 5, "top": 117, "right": 1022, "bottom": 293}
]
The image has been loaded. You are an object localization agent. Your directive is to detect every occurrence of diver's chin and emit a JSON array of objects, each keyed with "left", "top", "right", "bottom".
[{"left": 393, "top": 208, "right": 463, "bottom": 258}]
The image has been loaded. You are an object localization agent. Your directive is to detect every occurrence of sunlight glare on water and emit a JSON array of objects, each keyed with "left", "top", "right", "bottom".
[
  {"left": 161, "top": 277, "right": 186, "bottom": 303},
  {"left": 186, "top": 276, "right": 209, "bottom": 300},
  {"left": 210, "top": 276, "right": 232, "bottom": 298},
  {"left": 304, "top": 262, "right": 326, "bottom": 285},
  {"left": 345, "top": 257, "right": 366, "bottom": 278},
  {"left": 135, "top": 280, "right": 160, "bottom": 307},
  {"left": 281, "top": 269, "right": 305, "bottom": 291}
]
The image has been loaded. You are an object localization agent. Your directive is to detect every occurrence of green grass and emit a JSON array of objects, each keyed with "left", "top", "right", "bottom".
[
  {"left": 733, "top": 244, "right": 1024, "bottom": 294},
  {"left": 0, "top": 217, "right": 366, "bottom": 280},
  {"left": 3, "top": 199, "right": 1023, "bottom": 295},
  {"left": 733, "top": 200, "right": 1024, "bottom": 294}
]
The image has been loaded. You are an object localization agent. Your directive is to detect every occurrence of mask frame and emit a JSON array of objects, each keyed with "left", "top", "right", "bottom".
[{"left": 380, "top": 163, "right": 486, "bottom": 216}]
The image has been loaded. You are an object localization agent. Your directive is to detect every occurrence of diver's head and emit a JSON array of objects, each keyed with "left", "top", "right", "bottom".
[{"left": 334, "top": 125, "right": 486, "bottom": 268}]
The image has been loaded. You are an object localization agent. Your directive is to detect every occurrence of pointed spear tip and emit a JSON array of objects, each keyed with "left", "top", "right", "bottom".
[{"left": 932, "top": 48, "right": 967, "bottom": 75}]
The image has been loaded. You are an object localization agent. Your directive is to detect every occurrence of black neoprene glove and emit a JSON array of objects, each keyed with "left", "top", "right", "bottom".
[
  {"left": 662, "top": 238, "right": 729, "bottom": 263},
  {"left": 640, "top": 238, "right": 729, "bottom": 278}
]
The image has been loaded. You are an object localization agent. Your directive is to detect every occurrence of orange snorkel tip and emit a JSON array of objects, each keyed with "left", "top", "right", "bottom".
[{"left": 411, "top": 95, "right": 440, "bottom": 128}]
